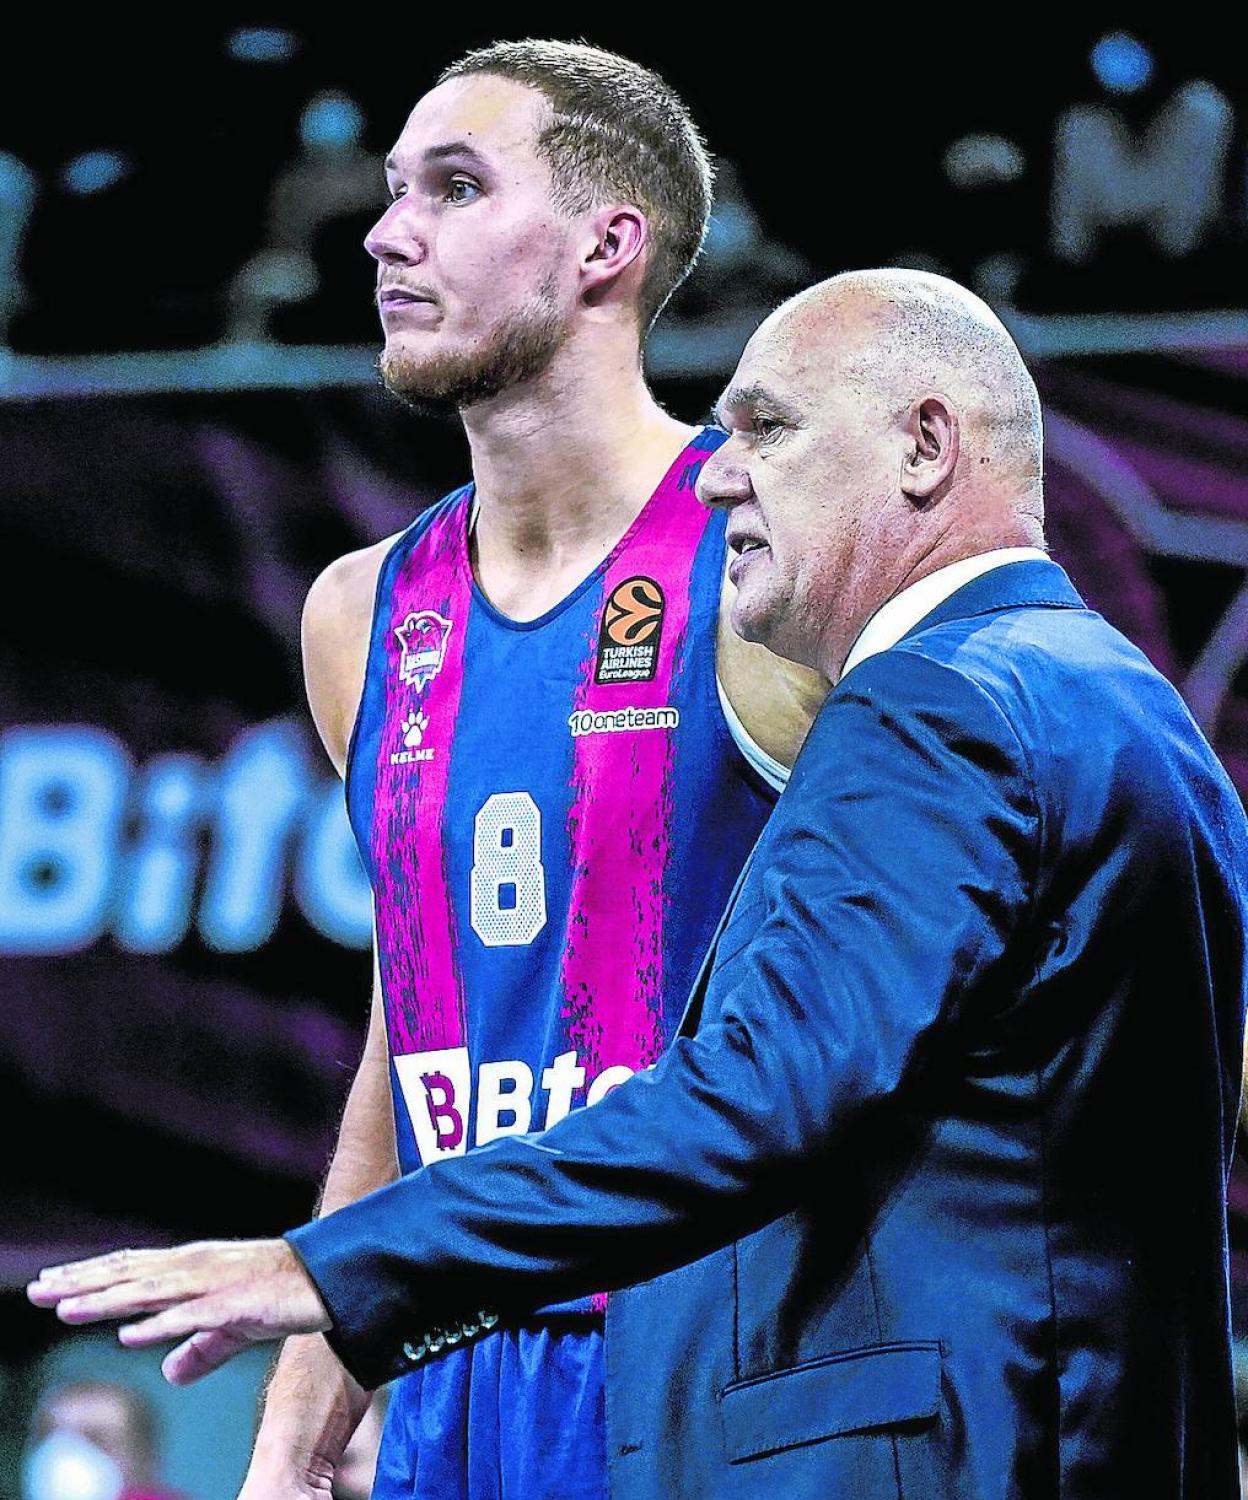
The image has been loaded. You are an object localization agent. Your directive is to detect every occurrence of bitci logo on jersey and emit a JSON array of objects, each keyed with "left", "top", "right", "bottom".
[
  {"left": 395, "top": 610, "right": 452, "bottom": 690},
  {"left": 392, "top": 1046, "right": 637, "bottom": 1164},
  {"left": 595, "top": 576, "right": 665, "bottom": 684}
]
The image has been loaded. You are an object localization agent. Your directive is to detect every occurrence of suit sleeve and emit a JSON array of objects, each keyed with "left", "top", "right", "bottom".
[{"left": 286, "top": 648, "right": 1040, "bottom": 1388}]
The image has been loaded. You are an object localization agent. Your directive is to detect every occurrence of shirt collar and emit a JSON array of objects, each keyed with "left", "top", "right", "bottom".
[{"left": 838, "top": 547, "right": 1050, "bottom": 682}]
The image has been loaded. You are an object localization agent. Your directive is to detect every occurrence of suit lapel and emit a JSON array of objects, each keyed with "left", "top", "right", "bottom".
[{"left": 676, "top": 561, "right": 1084, "bottom": 1043}]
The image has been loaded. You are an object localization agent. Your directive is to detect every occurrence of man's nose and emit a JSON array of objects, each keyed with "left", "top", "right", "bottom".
[
  {"left": 364, "top": 200, "right": 427, "bottom": 268},
  {"left": 695, "top": 443, "right": 754, "bottom": 511}
]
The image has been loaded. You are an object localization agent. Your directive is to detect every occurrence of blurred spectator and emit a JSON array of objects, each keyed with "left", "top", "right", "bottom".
[
  {"left": 22, "top": 1381, "right": 185, "bottom": 1500},
  {"left": 226, "top": 90, "right": 377, "bottom": 342},
  {"left": 0, "top": 150, "right": 37, "bottom": 347},
  {"left": 665, "top": 158, "right": 810, "bottom": 323}
]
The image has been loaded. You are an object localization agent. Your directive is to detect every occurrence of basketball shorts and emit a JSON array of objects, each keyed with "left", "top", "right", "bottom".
[{"left": 370, "top": 1315, "right": 608, "bottom": 1500}]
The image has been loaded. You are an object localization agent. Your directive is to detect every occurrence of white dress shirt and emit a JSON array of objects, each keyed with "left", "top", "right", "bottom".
[{"left": 839, "top": 548, "right": 1050, "bottom": 682}]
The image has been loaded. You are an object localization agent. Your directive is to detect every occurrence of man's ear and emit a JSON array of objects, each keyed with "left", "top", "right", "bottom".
[
  {"left": 580, "top": 205, "right": 648, "bottom": 305},
  {"left": 900, "top": 394, "right": 959, "bottom": 504}
]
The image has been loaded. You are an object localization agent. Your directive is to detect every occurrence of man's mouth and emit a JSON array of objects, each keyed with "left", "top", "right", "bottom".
[
  {"left": 727, "top": 534, "right": 769, "bottom": 588},
  {"left": 378, "top": 287, "right": 435, "bottom": 307}
]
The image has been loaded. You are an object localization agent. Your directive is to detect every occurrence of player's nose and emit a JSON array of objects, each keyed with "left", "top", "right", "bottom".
[
  {"left": 695, "top": 443, "right": 754, "bottom": 511},
  {"left": 364, "top": 200, "right": 428, "bottom": 268}
]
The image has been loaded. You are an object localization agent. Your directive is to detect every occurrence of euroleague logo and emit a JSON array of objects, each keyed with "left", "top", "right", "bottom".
[{"left": 595, "top": 576, "right": 665, "bottom": 684}]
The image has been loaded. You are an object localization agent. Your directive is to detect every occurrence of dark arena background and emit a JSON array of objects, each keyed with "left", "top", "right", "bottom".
[{"left": 3, "top": 16, "right": 1248, "bottom": 1497}]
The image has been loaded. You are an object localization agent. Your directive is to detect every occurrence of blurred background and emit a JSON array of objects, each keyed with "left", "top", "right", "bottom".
[{"left": 3, "top": 14, "right": 1248, "bottom": 1497}]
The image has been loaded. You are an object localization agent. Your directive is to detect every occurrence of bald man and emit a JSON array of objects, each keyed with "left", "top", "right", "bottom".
[{"left": 30, "top": 271, "right": 1248, "bottom": 1499}]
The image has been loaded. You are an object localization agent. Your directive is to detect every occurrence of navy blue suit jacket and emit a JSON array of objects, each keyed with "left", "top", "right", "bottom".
[{"left": 290, "top": 559, "right": 1248, "bottom": 1498}]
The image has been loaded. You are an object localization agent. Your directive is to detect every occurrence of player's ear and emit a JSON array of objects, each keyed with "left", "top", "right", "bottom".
[
  {"left": 580, "top": 205, "right": 647, "bottom": 307},
  {"left": 900, "top": 393, "right": 959, "bottom": 506}
]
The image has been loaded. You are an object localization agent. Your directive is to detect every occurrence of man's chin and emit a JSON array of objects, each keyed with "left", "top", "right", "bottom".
[
  {"left": 378, "top": 347, "right": 460, "bottom": 411},
  {"left": 730, "top": 595, "right": 774, "bottom": 648},
  {"left": 731, "top": 596, "right": 813, "bottom": 668},
  {"left": 376, "top": 280, "right": 568, "bottom": 412}
]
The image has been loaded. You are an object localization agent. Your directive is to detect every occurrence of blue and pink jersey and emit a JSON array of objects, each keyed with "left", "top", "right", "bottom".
[
  {"left": 348, "top": 427, "right": 778, "bottom": 1497},
  {"left": 346, "top": 428, "right": 776, "bottom": 1202}
]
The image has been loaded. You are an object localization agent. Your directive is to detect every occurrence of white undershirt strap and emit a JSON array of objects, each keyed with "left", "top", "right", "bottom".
[{"left": 716, "top": 676, "right": 790, "bottom": 794}]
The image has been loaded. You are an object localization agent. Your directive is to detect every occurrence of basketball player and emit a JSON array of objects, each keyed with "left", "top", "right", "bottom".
[{"left": 99, "top": 41, "right": 825, "bottom": 1500}]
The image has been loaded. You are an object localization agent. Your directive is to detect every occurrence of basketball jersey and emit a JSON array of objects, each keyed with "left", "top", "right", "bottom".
[{"left": 345, "top": 426, "right": 776, "bottom": 1281}]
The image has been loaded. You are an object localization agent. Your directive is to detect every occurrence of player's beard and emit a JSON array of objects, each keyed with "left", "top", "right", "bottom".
[{"left": 378, "top": 270, "right": 568, "bottom": 412}]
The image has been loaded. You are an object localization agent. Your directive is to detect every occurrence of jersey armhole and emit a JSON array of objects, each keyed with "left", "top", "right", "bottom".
[
  {"left": 715, "top": 674, "right": 790, "bottom": 794},
  {"left": 341, "top": 495, "right": 466, "bottom": 793},
  {"left": 341, "top": 539, "right": 401, "bottom": 796}
]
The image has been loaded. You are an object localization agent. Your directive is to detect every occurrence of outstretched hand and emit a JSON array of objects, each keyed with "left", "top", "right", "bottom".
[{"left": 26, "top": 1238, "right": 331, "bottom": 1385}]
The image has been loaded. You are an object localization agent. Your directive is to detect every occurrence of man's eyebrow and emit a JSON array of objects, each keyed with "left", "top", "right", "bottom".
[
  {"left": 384, "top": 141, "right": 492, "bottom": 176},
  {"left": 714, "top": 381, "right": 803, "bottom": 430}
]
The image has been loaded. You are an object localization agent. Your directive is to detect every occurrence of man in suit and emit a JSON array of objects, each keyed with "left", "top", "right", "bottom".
[{"left": 30, "top": 269, "right": 1248, "bottom": 1498}]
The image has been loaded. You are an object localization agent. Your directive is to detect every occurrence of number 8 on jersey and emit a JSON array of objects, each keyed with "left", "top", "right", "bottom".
[{"left": 470, "top": 791, "right": 548, "bottom": 947}]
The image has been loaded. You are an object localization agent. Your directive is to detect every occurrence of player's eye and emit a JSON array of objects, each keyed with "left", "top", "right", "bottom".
[
  {"left": 445, "top": 176, "right": 481, "bottom": 204},
  {"left": 754, "top": 415, "right": 784, "bottom": 442}
]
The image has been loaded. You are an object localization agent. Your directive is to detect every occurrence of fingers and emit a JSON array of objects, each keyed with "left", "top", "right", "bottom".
[
  {"left": 117, "top": 1296, "right": 234, "bottom": 1349},
  {"left": 50, "top": 1273, "right": 201, "bottom": 1325},
  {"left": 26, "top": 1246, "right": 171, "bottom": 1306},
  {"left": 160, "top": 1327, "right": 250, "bottom": 1386},
  {"left": 27, "top": 1240, "right": 258, "bottom": 1317},
  {"left": 27, "top": 1245, "right": 216, "bottom": 1324},
  {"left": 26, "top": 1238, "right": 329, "bottom": 1367}
]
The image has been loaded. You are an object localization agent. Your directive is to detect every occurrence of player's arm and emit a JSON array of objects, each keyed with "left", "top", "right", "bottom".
[
  {"left": 246, "top": 955, "right": 397, "bottom": 1493},
  {"left": 715, "top": 560, "right": 829, "bottom": 771},
  {"left": 242, "top": 540, "right": 400, "bottom": 1497},
  {"left": 300, "top": 537, "right": 400, "bottom": 777}
]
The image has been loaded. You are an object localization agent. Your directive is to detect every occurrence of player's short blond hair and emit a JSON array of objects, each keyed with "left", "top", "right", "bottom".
[{"left": 439, "top": 39, "right": 714, "bottom": 334}]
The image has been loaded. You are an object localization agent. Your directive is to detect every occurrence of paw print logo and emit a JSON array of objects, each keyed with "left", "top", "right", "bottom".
[{"left": 402, "top": 710, "right": 429, "bottom": 748}]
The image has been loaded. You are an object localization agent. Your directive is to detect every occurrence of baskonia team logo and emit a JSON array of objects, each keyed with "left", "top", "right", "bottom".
[
  {"left": 395, "top": 610, "right": 453, "bottom": 691},
  {"left": 595, "top": 576, "right": 665, "bottom": 684}
]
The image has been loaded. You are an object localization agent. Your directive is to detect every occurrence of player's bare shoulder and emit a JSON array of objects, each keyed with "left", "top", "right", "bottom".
[
  {"left": 302, "top": 533, "right": 403, "bottom": 778},
  {"left": 715, "top": 557, "right": 829, "bottom": 771}
]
